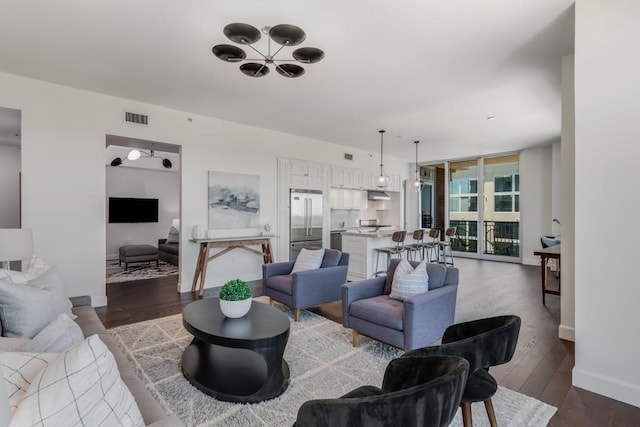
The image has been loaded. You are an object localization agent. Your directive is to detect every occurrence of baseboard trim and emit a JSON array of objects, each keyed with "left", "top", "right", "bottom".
[
  {"left": 522, "top": 257, "right": 538, "bottom": 266},
  {"left": 91, "top": 295, "right": 108, "bottom": 307},
  {"left": 558, "top": 324, "right": 575, "bottom": 341},
  {"left": 573, "top": 367, "right": 640, "bottom": 408}
]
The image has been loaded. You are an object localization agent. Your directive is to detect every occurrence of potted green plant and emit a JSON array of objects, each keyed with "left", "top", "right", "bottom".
[{"left": 219, "top": 278, "right": 253, "bottom": 318}]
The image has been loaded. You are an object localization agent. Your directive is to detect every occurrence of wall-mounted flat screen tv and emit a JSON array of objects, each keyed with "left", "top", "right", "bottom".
[{"left": 108, "top": 197, "right": 159, "bottom": 223}]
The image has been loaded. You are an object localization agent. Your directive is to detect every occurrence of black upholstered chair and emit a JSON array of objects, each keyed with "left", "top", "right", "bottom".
[
  {"left": 403, "top": 315, "right": 521, "bottom": 427},
  {"left": 294, "top": 355, "right": 469, "bottom": 427}
]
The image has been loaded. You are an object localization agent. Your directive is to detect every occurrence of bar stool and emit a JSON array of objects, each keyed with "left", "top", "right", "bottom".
[
  {"left": 439, "top": 227, "right": 457, "bottom": 266},
  {"left": 421, "top": 228, "right": 441, "bottom": 263},
  {"left": 404, "top": 229, "right": 425, "bottom": 260},
  {"left": 374, "top": 230, "right": 407, "bottom": 277}
]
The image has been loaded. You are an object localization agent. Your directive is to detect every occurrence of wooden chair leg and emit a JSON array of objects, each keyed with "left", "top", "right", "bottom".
[
  {"left": 352, "top": 330, "right": 360, "bottom": 347},
  {"left": 484, "top": 399, "right": 497, "bottom": 427},
  {"left": 461, "top": 402, "right": 472, "bottom": 427},
  {"left": 294, "top": 308, "right": 300, "bottom": 322}
]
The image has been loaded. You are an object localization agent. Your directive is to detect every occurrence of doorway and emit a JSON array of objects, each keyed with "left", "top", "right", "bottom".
[
  {"left": 0, "top": 106, "right": 22, "bottom": 231},
  {"left": 105, "top": 135, "right": 181, "bottom": 288}
]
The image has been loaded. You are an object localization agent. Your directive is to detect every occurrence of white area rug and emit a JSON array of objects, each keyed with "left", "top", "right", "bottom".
[
  {"left": 106, "top": 259, "right": 178, "bottom": 284},
  {"left": 109, "top": 301, "right": 557, "bottom": 427}
]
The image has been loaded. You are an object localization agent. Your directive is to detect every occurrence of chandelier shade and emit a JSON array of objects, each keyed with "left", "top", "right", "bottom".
[
  {"left": 376, "top": 130, "right": 390, "bottom": 189},
  {"left": 211, "top": 45, "right": 246, "bottom": 62},
  {"left": 414, "top": 140, "right": 423, "bottom": 192},
  {"left": 212, "top": 23, "right": 324, "bottom": 78},
  {"left": 223, "top": 23, "right": 262, "bottom": 45}
]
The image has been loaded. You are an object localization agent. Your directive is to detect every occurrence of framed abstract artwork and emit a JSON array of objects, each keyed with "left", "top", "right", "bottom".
[{"left": 208, "top": 171, "right": 260, "bottom": 230}]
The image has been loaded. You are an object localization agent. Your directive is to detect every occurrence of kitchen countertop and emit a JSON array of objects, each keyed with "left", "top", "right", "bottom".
[{"left": 342, "top": 230, "right": 396, "bottom": 238}]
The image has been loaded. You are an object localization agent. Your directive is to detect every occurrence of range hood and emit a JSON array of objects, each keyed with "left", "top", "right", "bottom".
[{"left": 367, "top": 190, "right": 391, "bottom": 201}]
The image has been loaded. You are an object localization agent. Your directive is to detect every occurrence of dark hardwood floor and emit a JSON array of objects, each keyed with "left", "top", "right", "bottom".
[{"left": 96, "top": 258, "right": 640, "bottom": 426}]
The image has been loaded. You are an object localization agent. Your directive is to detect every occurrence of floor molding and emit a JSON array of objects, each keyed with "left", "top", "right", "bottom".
[
  {"left": 573, "top": 367, "right": 640, "bottom": 409},
  {"left": 558, "top": 324, "right": 575, "bottom": 341}
]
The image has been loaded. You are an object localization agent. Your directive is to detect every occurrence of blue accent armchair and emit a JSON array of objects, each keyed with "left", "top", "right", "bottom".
[
  {"left": 342, "top": 258, "right": 458, "bottom": 351},
  {"left": 263, "top": 249, "right": 349, "bottom": 321}
]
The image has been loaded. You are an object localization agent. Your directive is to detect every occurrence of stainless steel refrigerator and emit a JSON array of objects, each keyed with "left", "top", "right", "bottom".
[{"left": 289, "top": 189, "right": 323, "bottom": 261}]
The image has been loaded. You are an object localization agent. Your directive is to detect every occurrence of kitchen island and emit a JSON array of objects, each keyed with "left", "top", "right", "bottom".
[{"left": 341, "top": 230, "right": 399, "bottom": 280}]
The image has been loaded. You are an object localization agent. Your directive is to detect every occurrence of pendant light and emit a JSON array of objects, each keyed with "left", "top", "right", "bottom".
[
  {"left": 376, "top": 130, "right": 390, "bottom": 188},
  {"left": 414, "top": 140, "right": 422, "bottom": 192}
]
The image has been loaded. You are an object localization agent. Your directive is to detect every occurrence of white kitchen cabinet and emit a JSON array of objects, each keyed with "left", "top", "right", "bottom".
[
  {"left": 352, "top": 190, "right": 368, "bottom": 209},
  {"left": 387, "top": 174, "right": 402, "bottom": 192},
  {"left": 290, "top": 160, "right": 324, "bottom": 190},
  {"left": 361, "top": 170, "right": 376, "bottom": 190},
  {"left": 330, "top": 188, "right": 364, "bottom": 210}
]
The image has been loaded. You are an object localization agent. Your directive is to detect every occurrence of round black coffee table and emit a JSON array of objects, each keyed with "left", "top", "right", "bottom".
[{"left": 181, "top": 299, "right": 290, "bottom": 403}]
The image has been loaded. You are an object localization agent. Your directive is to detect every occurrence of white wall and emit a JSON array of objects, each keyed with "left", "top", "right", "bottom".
[
  {"left": 0, "top": 71, "right": 408, "bottom": 305},
  {"left": 573, "top": 0, "right": 640, "bottom": 407},
  {"left": 0, "top": 145, "right": 21, "bottom": 228},
  {"left": 106, "top": 166, "right": 179, "bottom": 258}
]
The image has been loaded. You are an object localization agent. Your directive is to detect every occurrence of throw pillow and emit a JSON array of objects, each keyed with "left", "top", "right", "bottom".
[
  {"left": 0, "top": 265, "right": 75, "bottom": 338},
  {"left": 389, "top": 259, "right": 429, "bottom": 301},
  {"left": 22, "top": 313, "right": 84, "bottom": 353},
  {"left": 166, "top": 225, "right": 180, "bottom": 243},
  {"left": 10, "top": 335, "right": 144, "bottom": 427},
  {"left": 0, "top": 255, "right": 51, "bottom": 286},
  {"left": 291, "top": 248, "right": 325, "bottom": 273},
  {"left": 0, "top": 351, "right": 58, "bottom": 413}
]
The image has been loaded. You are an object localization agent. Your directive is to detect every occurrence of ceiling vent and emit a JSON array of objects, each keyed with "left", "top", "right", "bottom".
[
  {"left": 124, "top": 111, "right": 149, "bottom": 125},
  {"left": 344, "top": 153, "right": 353, "bottom": 161}
]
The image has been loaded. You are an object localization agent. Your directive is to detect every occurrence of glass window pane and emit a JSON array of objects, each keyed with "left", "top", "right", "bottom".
[
  {"left": 515, "top": 194, "right": 519, "bottom": 212},
  {"left": 515, "top": 174, "right": 520, "bottom": 191},
  {"left": 450, "top": 197, "right": 460, "bottom": 212},
  {"left": 494, "top": 195, "right": 512, "bottom": 212}
]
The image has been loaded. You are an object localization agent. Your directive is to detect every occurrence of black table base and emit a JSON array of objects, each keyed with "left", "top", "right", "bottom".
[{"left": 182, "top": 338, "right": 290, "bottom": 403}]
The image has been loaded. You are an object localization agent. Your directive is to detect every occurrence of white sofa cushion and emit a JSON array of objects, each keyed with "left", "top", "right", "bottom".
[
  {"left": 0, "top": 351, "right": 58, "bottom": 413},
  {"left": 0, "top": 265, "right": 75, "bottom": 338},
  {"left": 9, "top": 334, "right": 144, "bottom": 426},
  {"left": 22, "top": 313, "right": 84, "bottom": 353}
]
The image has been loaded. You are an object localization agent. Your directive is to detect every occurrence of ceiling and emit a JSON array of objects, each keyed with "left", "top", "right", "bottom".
[{"left": 0, "top": 1, "right": 574, "bottom": 162}]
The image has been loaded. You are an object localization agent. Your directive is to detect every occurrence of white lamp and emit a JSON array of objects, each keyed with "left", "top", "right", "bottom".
[
  {"left": 171, "top": 218, "right": 180, "bottom": 229},
  {"left": 0, "top": 228, "right": 34, "bottom": 270}
]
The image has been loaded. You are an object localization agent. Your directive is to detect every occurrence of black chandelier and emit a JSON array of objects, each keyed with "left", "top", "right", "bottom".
[{"left": 212, "top": 23, "right": 325, "bottom": 78}]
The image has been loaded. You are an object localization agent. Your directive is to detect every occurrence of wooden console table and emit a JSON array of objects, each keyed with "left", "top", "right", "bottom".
[
  {"left": 533, "top": 244, "right": 561, "bottom": 305},
  {"left": 190, "top": 236, "right": 274, "bottom": 297}
]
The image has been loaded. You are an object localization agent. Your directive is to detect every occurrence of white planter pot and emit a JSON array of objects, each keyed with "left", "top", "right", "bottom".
[{"left": 219, "top": 298, "right": 252, "bottom": 318}]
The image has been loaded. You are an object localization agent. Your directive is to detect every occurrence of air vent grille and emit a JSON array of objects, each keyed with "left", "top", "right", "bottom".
[
  {"left": 344, "top": 153, "right": 353, "bottom": 160},
  {"left": 125, "top": 112, "right": 148, "bottom": 125}
]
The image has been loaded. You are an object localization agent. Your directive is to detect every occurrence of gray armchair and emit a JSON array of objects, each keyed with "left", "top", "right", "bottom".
[
  {"left": 263, "top": 249, "right": 349, "bottom": 321},
  {"left": 342, "top": 259, "right": 458, "bottom": 351}
]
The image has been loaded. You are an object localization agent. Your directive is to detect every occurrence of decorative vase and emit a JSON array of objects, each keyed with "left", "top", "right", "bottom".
[
  {"left": 219, "top": 298, "right": 252, "bottom": 318},
  {"left": 192, "top": 225, "right": 204, "bottom": 239}
]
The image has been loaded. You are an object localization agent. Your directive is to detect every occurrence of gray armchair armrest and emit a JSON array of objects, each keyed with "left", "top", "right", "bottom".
[
  {"left": 69, "top": 295, "right": 91, "bottom": 307},
  {"left": 291, "top": 265, "right": 348, "bottom": 307},
  {"left": 341, "top": 277, "right": 386, "bottom": 327},
  {"left": 403, "top": 284, "right": 459, "bottom": 349},
  {"left": 262, "top": 261, "right": 295, "bottom": 279}
]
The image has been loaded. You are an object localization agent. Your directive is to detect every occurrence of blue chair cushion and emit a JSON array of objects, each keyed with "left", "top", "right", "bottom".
[
  {"left": 320, "top": 249, "right": 341, "bottom": 268},
  {"left": 349, "top": 295, "right": 404, "bottom": 331},
  {"left": 265, "top": 275, "right": 293, "bottom": 295},
  {"left": 426, "top": 263, "right": 447, "bottom": 290}
]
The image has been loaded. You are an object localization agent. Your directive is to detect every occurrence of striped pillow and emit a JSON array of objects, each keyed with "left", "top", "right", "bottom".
[
  {"left": 9, "top": 335, "right": 144, "bottom": 426},
  {"left": 389, "top": 260, "right": 429, "bottom": 301},
  {"left": 291, "top": 248, "right": 325, "bottom": 273}
]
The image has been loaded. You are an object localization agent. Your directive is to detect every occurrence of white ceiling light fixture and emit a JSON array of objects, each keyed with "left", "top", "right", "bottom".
[
  {"left": 127, "top": 149, "right": 141, "bottom": 160},
  {"left": 110, "top": 150, "right": 172, "bottom": 169},
  {"left": 376, "top": 130, "right": 390, "bottom": 189},
  {"left": 212, "top": 23, "right": 325, "bottom": 78}
]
